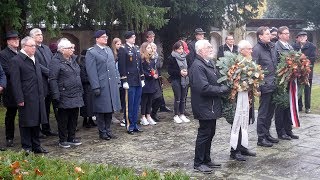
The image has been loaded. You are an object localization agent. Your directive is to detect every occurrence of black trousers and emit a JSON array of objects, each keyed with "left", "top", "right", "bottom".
[
  {"left": 275, "top": 107, "right": 292, "bottom": 136},
  {"left": 141, "top": 93, "right": 153, "bottom": 115},
  {"left": 5, "top": 107, "right": 18, "bottom": 140},
  {"left": 42, "top": 95, "right": 58, "bottom": 133},
  {"left": 96, "top": 112, "right": 112, "bottom": 135},
  {"left": 20, "top": 126, "right": 40, "bottom": 150},
  {"left": 257, "top": 92, "right": 275, "bottom": 139},
  {"left": 298, "top": 79, "right": 312, "bottom": 110},
  {"left": 151, "top": 96, "right": 162, "bottom": 116},
  {"left": 57, "top": 108, "right": 79, "bottom": 142},
  {"left": 194, "top": 119, "right": 217, "bottom": 167}
]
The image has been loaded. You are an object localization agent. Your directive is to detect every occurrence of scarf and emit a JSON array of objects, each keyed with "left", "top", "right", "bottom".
[{"left": 171, "top": 51, "right": 189, "bottom": 87}]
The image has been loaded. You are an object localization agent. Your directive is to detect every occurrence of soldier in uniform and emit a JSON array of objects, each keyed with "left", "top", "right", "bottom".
[
  {"left": 118, "top": 31, "right": 145, "bottom": 134},
  {"left": 85, "top": 30, "right": 121, "bottom": 140}
]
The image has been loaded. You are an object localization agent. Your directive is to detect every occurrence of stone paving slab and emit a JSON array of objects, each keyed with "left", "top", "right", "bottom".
[{"left": 1, "top": 109, "right": 320, "bottom": 179}]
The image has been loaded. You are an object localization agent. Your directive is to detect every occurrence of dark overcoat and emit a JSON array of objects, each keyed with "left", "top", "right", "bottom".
[
  {"left": 189, "top": 55, "right": 226, "bottom": 120},
  {"left": 217, "top": 44, "right": 238, "bottom": 59},
  {"left": 85, "top": 45, "right": 121, "bottom": 113},
  {"left": 35, "top": 44, "right": 53, "bottom": 96},
  {"left": 292, "top": 41, "right": 317, "bottom": 79},
  {"left": 49, "top": 52, "right": 84, "bottom": 109},
  {"left": 142, "top": 59, "right": 157, "bottom": 94},
  {"left": 9, "top": 52, "right": 47, "bottom": 127},
  {"left": 0, "top": 47, "right": 18, "bottom": 107}
]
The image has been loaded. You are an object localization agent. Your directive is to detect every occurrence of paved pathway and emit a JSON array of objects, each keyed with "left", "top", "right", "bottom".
[{"left": 1, "top": 107, "right": 320, "bottom": 179}]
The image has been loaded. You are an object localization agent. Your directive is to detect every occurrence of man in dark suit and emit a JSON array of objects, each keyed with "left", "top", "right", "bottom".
[
  {"left": 293, "top": 31, "right": 317, "bottom": 114},
  {"left": 189, "top": 39, "right": 229, "bottom": 173},
  {"left": 274, "top": 26, "right": 299, "bottom": 140},
  {"left": 118, "top": 31, "right": 145, "bottom": 134},
  {"left": 29, "top": 28, "right": 57, "bottom": 137},
  {"left": 217, "top": 35, "right": 238, "bottom": 59},
  {"left": 85, "top": 30, "right": 121, "bottom": 140},
  {"left": 187, "top": 28, "right": 206, "bottom": 68},
  {"left": 0, "top": 30, "right": 19, "bottom": 147},
  {"left": 10, "top": 36, "right": 48, "bottom": 154}
]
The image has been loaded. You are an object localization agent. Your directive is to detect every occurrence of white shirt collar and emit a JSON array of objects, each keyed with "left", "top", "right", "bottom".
[{"left": 20, "top": 49, "right": 35, "bottom": 63}]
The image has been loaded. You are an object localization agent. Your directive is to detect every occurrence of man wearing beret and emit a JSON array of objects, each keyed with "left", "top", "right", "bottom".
[
  {"left": 85, "top": 30, "right": 121, "bottom": 140},
  {"left": 118, "top": 31, "right": 145, "bottom": 134},
  {"left": 292, "top": 31, "right": 317, "bottom": 114},
  {"left": 0, "top": 30, "right": 19, "bottom": 148}
]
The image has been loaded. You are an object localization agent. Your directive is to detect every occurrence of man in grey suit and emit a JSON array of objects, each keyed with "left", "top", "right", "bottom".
[{"left": 85, "top": 30, "right": 121, "bottom": 140}]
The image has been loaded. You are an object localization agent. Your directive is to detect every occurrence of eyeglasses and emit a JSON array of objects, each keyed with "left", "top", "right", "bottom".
[
  {"left": 205, "top": 46, "right": 214, "bottom": 49},
  {"left": 99, "top": 36, "right": 108, "bottom": 39},
  {"left": 281, "top": 32, "right": 290, "bottom": 35},
  {"left": 25, "top": 44, "right": 36, "bottom": 47}
]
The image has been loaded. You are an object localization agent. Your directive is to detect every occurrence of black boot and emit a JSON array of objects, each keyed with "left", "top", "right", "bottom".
[
  {"left": 83, "top": 117, "right": 91, "bottom": 128},
  {"left": 230, "top": 149, "right": 246, "bottom": 161}
]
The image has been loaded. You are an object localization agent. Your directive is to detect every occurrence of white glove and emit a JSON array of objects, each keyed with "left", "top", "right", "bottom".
[
  {"left": 123, "top": 82, "right": 129, "bottom": 89},
  {"left": 141, "top": 80, "right": 145, "bottom": 87}
]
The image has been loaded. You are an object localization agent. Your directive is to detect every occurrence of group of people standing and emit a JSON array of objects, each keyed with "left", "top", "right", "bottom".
[{"left": 0, "top": 25, "right": 316, "bottom": 174}]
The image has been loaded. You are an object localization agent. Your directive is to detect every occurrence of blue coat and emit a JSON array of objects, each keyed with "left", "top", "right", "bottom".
[{"left": 85, "top": 45, "right": 121, "bottom": 113}]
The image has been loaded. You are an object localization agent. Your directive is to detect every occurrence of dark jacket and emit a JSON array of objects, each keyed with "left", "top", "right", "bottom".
[
  {"left": 9, "top": 52, "right": 47, "bottom": 127},
  {"left": 142, "top": 59, "right": 157, "bottom": 94},
  {"left": 217, "top": 44, "right": 238, "bottom": 59},
  {"left": 186, "top": 40, "right": 196, "bottom": 68},
  {"left": 85, "top": 45, "right": 121, "bottom": 113},
  {"left": 189, "top": 55, "right": 226, "bottom": 120},
  {"left": 292, "top": 41, "right": 317, "bottom": 79},
  {"left": 167, "top": 55, "right": 182, "bottom": 81},
  {"left": 0, "top": 47, "right": 18, "bottom": 107},
  {"left": 252, "top": 40, "right": 278, "bottom": 94},
  {"left": 118, "top": 43, "right": 144, "bottom": 86},
  {"left": 78, "top": 53, "right": 94, "bottom": 117},
  {"left": 49, "top": 52, "right": 84, "bottom": 109},
  {"left": 35, "top": 44, "right": 53, "bottom": 96}
]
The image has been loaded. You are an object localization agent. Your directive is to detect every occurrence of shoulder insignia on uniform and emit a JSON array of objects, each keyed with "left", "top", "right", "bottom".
[
  {"left": 121, "top": 45, "right": 125, "bottom": 48},
  {"left": 135, "top": 45, "right": 139, "bottom": 48}
]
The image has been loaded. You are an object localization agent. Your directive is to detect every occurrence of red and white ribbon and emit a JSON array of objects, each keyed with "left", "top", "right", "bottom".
[{"left": 289, "top": 79, "right": 300, "bottom": 128}]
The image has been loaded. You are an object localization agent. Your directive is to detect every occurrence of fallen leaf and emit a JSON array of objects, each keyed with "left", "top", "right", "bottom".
[
  {"left": 10, "top": 161, "right": 20, "bottom": 169},
  {"left": 14, "top": 174, "right": 22, "bottom": 180},
  {"left": 74, "top": 167, "right": 84, "bottom": 174},
  {"left": 141, "top": 171, "right": 147, "bottom": 177},
  {"left": 35, "top": 168, "right": 43, "bottom": 176}
]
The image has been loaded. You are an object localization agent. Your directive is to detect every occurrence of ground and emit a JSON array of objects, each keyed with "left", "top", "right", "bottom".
[{"left": 1, "top": 102, "right": 320, "bottom": 179}]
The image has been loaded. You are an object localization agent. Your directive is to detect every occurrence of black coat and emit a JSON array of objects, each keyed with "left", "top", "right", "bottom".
[
  {"left": 292, "top": 41, "right": 317, "bottom": 79},
  {"left": 142, "top": 59, "right": 157, "bottom": 94},
  {"left": 9, "top": 52, "right": 47, "bottom": 127},
  {"left": 78, "top": 54, "right": 94, "bottom": 117},
  {"left": 49, "top": 52, "right": 84, "bottom": 109},
  {"left": 167, "top": 55, "right": 183, "bottom": 82},
  {"left": 35, "top": 44, "right": 53, "bottom": 96},
  {"left": 0, "top": 47, "right": 18, "bottom": 107},
  {"left": 252, "top": 41, "right": 278, "bottom": 94},
  {"left": 187, "top": 40, "right": 196, "bottom": 68},
  {"left": 189, "top": 55, "right": 226, "bottom": 120},
  {"left": 217, "top": 44, "right": 238, "bottom": 59}
]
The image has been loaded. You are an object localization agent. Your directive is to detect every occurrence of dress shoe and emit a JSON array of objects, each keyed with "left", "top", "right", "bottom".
[
  {"left": 287, "top": 133, "right": 299, "bottom": 139},
  {"left": 107, "top": 133, "right": 118, "bottom": 139},
  {"left": 305, "top": 109, "right": 311, "bottom": 114},
  {"left": 205, "top": 161, "right": 221, "bottom": 168},
  {"left": 266, "top": 135, "right": 279, "bottom": 143},
  {"left": 0, "top": 147, "right": 6, "bottom": 151},
  {"left": 23, "top": 149, "right": 32, "bottom": 156},
  {"left": 127, "top": 130, "right": 134, "bottom": 135},
  {"left": 230, "top": 152, "right": 246, "bottom": 161},
  {"left": 33, "top": 147, "right": 49, "bottom": 154},
  {"left": 43, "top": 131, "right": 58, "bottom": 136},
  {"left": 160, "top": 106, "right": 172, "bottom": 112},
  {"left": 257, "top": 139, "right": 273, "bottom": 147},
  {"left": 99, "top": 134, "right": 111, "bottom": 140},
  {"left": 133, "top": 128, "right": 143, "bottom": 133},
  {"left": 278, "top": 134, "right": 291, "bottom": 140},
  {"left": 6, "top": 139, "right": 14, "bottom": 147},
  {"left": 241, "top": 149, "right": 256, "bottom": 157},
  {"left": 193, "top": 165, "right": 212, "bottom": 174}
]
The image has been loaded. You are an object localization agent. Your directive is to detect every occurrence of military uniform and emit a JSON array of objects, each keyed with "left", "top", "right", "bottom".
[{"left": 118, "top": 43, "right": 144, "bottom": 132}]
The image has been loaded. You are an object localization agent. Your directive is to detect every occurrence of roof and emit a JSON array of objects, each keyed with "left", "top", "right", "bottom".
[{"left": 246, "top": 18, "right": 305, "bottom": 28}]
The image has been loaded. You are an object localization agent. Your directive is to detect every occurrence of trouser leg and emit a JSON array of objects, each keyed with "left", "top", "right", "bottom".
[{"left": 5, "top": 107, "right": 18, "bottom": 140}]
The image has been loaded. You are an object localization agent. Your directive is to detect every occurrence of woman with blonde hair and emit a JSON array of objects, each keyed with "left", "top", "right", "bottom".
[{"left": 140, "top": 42, "right": 157, "bottom": 125}]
